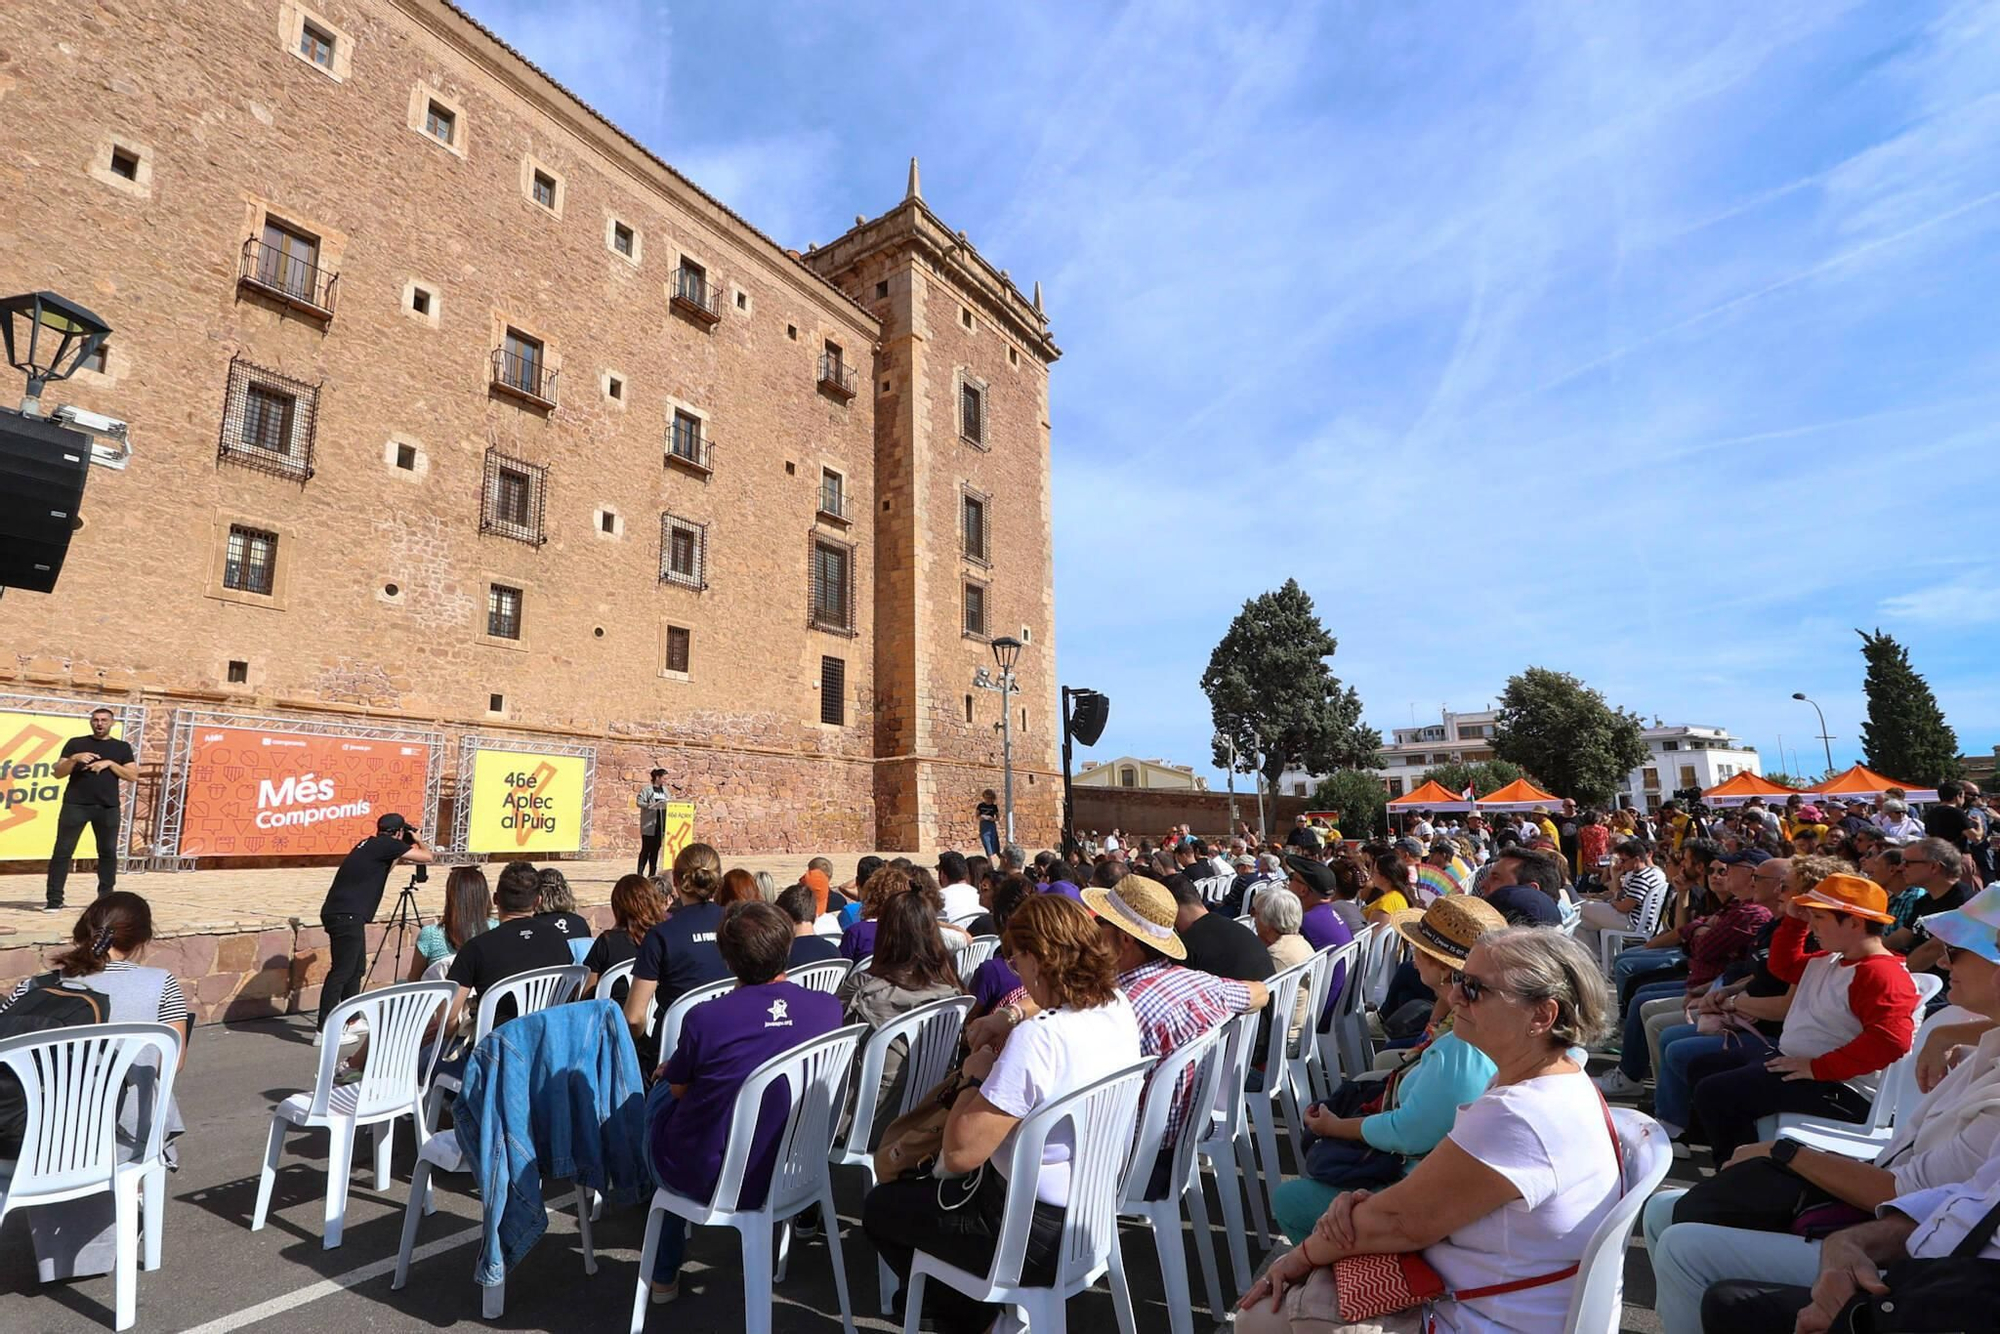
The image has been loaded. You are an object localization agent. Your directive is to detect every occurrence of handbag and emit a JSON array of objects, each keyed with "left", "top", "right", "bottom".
[
  {"left": 1328, "top": 1089, "right": 1624, "bottom": 1324},
  {"left": 1834, "top": 1195, "right": 2000, "bottom": 1333},
  {"left": 872, "top": 1069, "right": 970, "bottom": 1183}
]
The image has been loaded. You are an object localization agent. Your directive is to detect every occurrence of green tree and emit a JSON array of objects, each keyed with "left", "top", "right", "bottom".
[
  {"left": 1761, "top": 772, "right": 1814, "bottom": 792},
  {"left": 1856, "top": 629, "right": 1960, "bottom": 785},
  {"left": 1312, "top": 770, "right": 1387, "bottom": 840},
  {"left": 1203, "top": 579, "right": 1380, "bottom": 795},
  {"left": 1491, "top": 667, "right": 1649, "bottom": 804},
  {"left": 1421, "top": 759, "right": 1528, "bottom": 800}
]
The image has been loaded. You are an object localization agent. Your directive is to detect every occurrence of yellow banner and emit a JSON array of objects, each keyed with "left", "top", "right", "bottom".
[
  {"left": 663, "top": 800, "right": 696, "bottom": 863},
  {"left": 0, "top": 710, "right": 123, "bottom": 860},
  {"left": 464, "top": 748, "right": 590, "bottom": 854}
]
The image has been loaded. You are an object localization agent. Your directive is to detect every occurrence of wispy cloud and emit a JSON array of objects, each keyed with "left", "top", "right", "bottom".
[{"left": 460, "top": 0, "right": 2000, "bottom": 786}]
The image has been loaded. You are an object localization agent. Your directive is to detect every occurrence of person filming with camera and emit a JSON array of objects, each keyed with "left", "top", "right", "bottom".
[{"left": 318, "top": 812, "right": 434, "bottom": 1036}]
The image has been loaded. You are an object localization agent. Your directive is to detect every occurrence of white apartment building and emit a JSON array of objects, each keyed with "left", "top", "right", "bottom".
[
  {"left": 1617, "top": 725, "right": 1762, "bottom": 812},
  {"left": 1278, "top": 707, "right": 1501, "bottom": 800}
]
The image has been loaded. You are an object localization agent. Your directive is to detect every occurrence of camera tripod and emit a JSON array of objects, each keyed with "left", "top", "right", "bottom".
[{"left": 368, "top": 865, "right": 429, "bottom": 986}]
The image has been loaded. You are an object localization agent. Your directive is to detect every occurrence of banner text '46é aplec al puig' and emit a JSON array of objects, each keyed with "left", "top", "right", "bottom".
[{"left": 463, "top": 746, "right": 591, "bottom": 854}]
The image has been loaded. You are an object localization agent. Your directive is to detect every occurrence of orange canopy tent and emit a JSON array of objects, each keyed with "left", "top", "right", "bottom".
[
  {"left": 1701, "top": 772, "right": 1804, "bottom": 807},
  {"left": 1477, "top": 777, "right": 1563, "bottom": 811},
  {"left": 1388, "top": 779, "right": 1475, "bottom": 813},
  {"left": 1802, "top": 765, "right": 1939, "bottom": 804}
]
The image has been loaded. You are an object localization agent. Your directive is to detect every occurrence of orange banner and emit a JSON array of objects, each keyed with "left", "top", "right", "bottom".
[{"left": 177, "top": 725, "right": 432, "bottom": 856}]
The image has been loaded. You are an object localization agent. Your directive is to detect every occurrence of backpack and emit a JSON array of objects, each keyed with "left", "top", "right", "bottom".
[{"left": 0, "top": 973, "right": 112, "bottom": 1154}]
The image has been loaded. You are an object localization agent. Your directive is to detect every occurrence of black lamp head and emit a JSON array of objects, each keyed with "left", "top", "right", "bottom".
[{"left": 0, "top": 291, "right": 111, "bottom": 399}]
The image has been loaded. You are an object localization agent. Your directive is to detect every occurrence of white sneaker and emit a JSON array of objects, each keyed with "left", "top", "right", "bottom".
[{"left": 1595, "top": 1069, "right": 1645, "bottom": 1098}]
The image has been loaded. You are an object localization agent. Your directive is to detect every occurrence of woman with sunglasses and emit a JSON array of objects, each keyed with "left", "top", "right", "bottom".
[{"left": 1240, "top": 927, "right": 1619, "bottom": 1334}]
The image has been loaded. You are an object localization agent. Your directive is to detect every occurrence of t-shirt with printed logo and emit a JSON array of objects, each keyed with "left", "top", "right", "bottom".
[
  {"left": 652, "top": 981, "right": 842, "bottom": 1207},
  {"left": 633, "top": 901, "right": 731, "bottom": 1010}
]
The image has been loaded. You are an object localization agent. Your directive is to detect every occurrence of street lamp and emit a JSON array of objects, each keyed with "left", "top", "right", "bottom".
[
  {"left": 1, "top": 291, "right": 111, "bottom": 414},
  {"left": 1215, "top": 732, "right": 1240, "bottom": 830},
  {"left": 974, "top": 635, "right": 1027, "bottom": 844},
  {"left": 1791, "top": 692, "right": 1836, "bottom": 777}
]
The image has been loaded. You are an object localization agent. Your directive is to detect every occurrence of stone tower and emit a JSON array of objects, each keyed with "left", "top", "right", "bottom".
[{"left": 806, "top": 162, "right": 1062, "bottom": 850}]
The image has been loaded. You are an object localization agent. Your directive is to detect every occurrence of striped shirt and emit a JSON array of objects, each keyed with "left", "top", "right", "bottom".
[
  {"left": 2, "top": 960, "right": 189, "bottom": 1026},
  {"left": 1120, "top": 958, "right": 1252, "bottom": 1146}
]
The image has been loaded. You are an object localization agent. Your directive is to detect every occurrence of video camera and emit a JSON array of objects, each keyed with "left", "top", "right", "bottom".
[{"left": 1671, "top": 787, "right": 1712, "bottom": 821}]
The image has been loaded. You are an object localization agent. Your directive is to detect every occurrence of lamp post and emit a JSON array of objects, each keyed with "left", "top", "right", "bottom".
[
  {"left": 1791, "top": 692, "right": 1835, "bottom": 777},
  {"left": 974, "top": 635, "right": 1026, "bottom": 845},
  {"left": 1, "top": 291, "right": 111, "bottom": 416},
  {"left": 1216, "top": 732, "right": 1240, "bottom": 831}
]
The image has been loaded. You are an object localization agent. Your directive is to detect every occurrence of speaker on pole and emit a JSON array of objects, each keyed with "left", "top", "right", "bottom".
[
  {"left": 1068, "top": 690, "right": 1109, "bottom": 747},
  {"left": 0, "top": 410, "right": 91, "bottom": 593}
]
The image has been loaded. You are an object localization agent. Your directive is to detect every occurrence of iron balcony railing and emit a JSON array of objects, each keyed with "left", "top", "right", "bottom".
[
  {"left": 667, "top": 419, "right": 713, "bottom": 472},
  {"left": 671, "top": 267, "right": 721, "bottom": 323},
  {"left": 817, "top": 482, "right": 847, "bottom": 521},
  {"left": 238, "top": 238, "right": 337, "bottom": 317},
  {"left": 491, "top": 348, "right": 558, "bottom": 407},
  {"left": 817, "top": 352, "right": 857, "bottom": 399}
]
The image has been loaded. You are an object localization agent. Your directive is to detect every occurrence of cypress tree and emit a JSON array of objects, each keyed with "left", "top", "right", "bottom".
[{"left": 1856, "top": 628, "right": 1960, "bottom": 785}]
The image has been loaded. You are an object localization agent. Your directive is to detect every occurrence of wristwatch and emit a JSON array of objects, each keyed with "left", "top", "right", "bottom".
[{"left": 1771, "top": 1138, "right": 1804, "bottom": 1171}]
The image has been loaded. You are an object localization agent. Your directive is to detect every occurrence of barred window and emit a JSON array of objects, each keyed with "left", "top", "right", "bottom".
[
  {"left": 820, "top": 656, "right": 846, "bottom": 726},
  {"left": 480, "top": 448, "right": 546, "bottom": 546},
  {"left": 962, "top": 489, "right": 989, "bottom": 563},
  {"left": 487, "top": 584, "right": 522, "bottom": 640},
  {"left": 960, "top": 381, "right": 984, "bottom": 445},
  {"left": 218, "top": 357, "right": 317, "bottom": 481},
  {"left": 660, "top": 514, "right": 707, "bottom": 589},
  {"left": 810, "top": 537, "right": 854, "bottom": 634},
  {"left": 223, "top": 525, "right": 277, "bottom": 595},
  {"left": 963, "top": 581, "right": 988, "bottom": 638},
  {"left": 665, "top": 625, "right": 691, "bottom": 674}
]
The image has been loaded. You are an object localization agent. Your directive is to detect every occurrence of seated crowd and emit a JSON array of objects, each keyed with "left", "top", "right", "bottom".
[{"left": 8, "top": 780, "right": 1997, "bottom": 1334}]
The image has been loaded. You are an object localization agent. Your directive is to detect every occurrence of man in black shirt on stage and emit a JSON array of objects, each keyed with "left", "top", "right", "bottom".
[
  {"left": 45, "top": 707, "right": 139, "bottom": 911},
  {"left": 318, "top": 812, "right": 434, "bottom": 1032}
]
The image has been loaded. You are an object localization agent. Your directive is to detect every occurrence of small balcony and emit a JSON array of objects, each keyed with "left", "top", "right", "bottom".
[
  {"left": 816, "top": 482, "right": 849, "bottom": 525},
  {"left": 237, "top": 239, "right": 337, "bottom": 322},
  {"left": 670, "top": 268, "right": 721, "bottom": 326},
  {"left": 817, "top": 352, "right": 857, "bottom": 401},
  {"left": 666, "top": 420, "right": 713, "bottom": 475},
  {"left": 490, "top": 348, "right": 558, "bottom": 409}
]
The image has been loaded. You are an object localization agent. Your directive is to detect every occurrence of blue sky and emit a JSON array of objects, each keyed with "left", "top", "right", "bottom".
[{"left": 463, "top": 0, "right": 2000, "bottom": 787}]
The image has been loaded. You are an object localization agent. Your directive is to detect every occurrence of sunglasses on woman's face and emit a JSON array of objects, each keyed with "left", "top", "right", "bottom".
[{"left": 1451, "top": 970, "right": 1499, "bottom": 1003}]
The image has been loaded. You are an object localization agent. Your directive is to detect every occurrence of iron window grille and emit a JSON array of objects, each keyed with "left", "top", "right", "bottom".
[
  {"left": 960, "top": 381, "right": 985, "bottom": 446},
  {"left": 217, "top": 357, "right": 318, "bottom": 482},
  {"left": 239, "top": 224, "right": 337, "bottom": 318},
  {"left": 963, "top": 581, "right": 989, "bottom": 639},
  {"left": 667, "top": 412, "right": 713, "bottom": 472},
  {"left": 665, "top": 626, "right": 691, "bottom": 674},
  {"left": 818, "top": 470, "right": 847, "bottom": 522},
  {"left": 223, "top": 525, "right": 278, "bottom": 595},
  {"left": 818, "top": 348, "right": 857, "bottom": 399},
  {"left": 480, "top": 447, "right": 547, "bottom": 546},
  {"left": 487, "top": 584, "right": 523, "bottom": 640},
  {"left": 962, "top": 487, "right": 990, "bottom": 564},
  {"left": 671, "top": 264, "right": 720, "bottom": 323},
  {"left": 809, "top": 535, "right": 856, "bottom": 635},
  {"left": 660, "top": 513, "right": 708, "bottom": 589},
  {"left": 820, "top": 656, "right": 846, "bottom": 725}
]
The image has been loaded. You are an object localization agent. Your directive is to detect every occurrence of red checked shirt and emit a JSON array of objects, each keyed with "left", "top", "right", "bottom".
[
  {"left": 1119, "top": 958, "right": 1253, "bottom": 1146},
  {"left": 1679, "top": 899, "right": 1773, "bottom": 992}
]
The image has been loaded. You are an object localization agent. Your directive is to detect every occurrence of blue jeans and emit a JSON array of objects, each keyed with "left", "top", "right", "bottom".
[
  {"left": 1618, "top": 981, "right": 1690, "bottom": 1080},
  {"left": 644, "top": 1082, "right": 687, "bottom": 1283},
  {"left": 1642, "top": 1190, "right": 1822, "bottom": 1334},
  {"left": 1655, "top": 1026, "right": 1774, "bottom": 1129},
  {"left": 980, "top": 825, "right": 1000, "bottom": 857},
  {"left": 1614, "top": 947, "right": 1683, "bottom": 1002}
]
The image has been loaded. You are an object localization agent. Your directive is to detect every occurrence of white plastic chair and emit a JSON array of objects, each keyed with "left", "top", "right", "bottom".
[
  {"left": 0, "top": 1023, "right": 182, "bottom": 1332},
  {"left": 1116, "top": 1025, "right": 1229, "bottom": 1334},
  {"left": 595, "top": 958, "right": 637, "bottom": 1001},
  {"left": 252, "top": 981, "right": 453, "bottom": 1248},
  {"left": 654, "top": 976, "right": 736, "bottom": 1059},
  {"left": 423, "top": 964, "right": 588, "bottom": 1134},
  {"left": 1314, "top": 937, "right": 1369, "bottom": 1094},
  {"left": 812, "top": 912, "right": 843, "bottom": 939},
  {"left": 421, "top": 953, "right": 456, "bottom": 982},
  {"left": 828, "top": 994, "right": 975, "bottom": 1312},
  {"left": 1595, "top": 879, "right": 1671, "bottom": 975},
  {"left": 948, "top": 910, "right": 988, "bottom": 930},
  {"left": 630, "top": 1024, "right": 869, "bottom": 1334},
  {"left": 791, "top": 958, "right": 854, "bottom": 995},
  {"left": 954, "top": 934, "right": 1001, "bottom": 985},
  {"left": 1245, "top": 955, "right": 1319, "bottom": 1220},
  {"left": 898, "top": 1057, "right": 1154, "bottom": 1334},
  {"left": 1563, "top": 1109, "right": 1675, "bottom": 1334},
  {"left": 1194, "top": 1009, "right": 1269, "bottom": 1296},
  {"left": 1753, "top": 972, "right": 1946, "bottom": 1144},
  {"left": 1301, "top": 940, "right": 1356, "bottom": 1099}
]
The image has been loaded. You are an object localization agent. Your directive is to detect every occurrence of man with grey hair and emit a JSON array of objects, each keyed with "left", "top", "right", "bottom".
[
  {"left": 1888, "top": 836, "right": 1972, "bottom": 973},
  {"left": 1253, "top": 888, "right": 1313, "bottom": 1041},
  {"left": 1226, "top": 851, "right": 1287, "bottom": 918},
  {"left": 1877, "top": 798, "right": 1924, "bottom": 844}
]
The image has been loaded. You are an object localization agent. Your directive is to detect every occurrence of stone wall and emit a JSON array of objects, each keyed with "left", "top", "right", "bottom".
[{"left": 1072, "top": 786, "right": 1311, "bottom": 842}]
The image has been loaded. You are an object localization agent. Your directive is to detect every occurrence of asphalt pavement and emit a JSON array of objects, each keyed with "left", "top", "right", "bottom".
[{"left": 0, "top": 1017, "right": 1669, "bottom": 1332}]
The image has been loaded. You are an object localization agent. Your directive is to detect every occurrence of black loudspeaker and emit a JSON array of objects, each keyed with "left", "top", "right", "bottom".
[
  {"left": 1069, "top": 690, "right": 1110, "bottom": 747},
  {"left": 0, "top": 410, "right": 92, "bottom": 593}
]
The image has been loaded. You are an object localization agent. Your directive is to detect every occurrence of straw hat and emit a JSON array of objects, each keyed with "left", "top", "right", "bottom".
[
  {"left": 1081, "top": 874, "right": 1187, "bottom": 961},
  {"left": 1390, "top": 896, "right": 1507, "bottom": 969}
]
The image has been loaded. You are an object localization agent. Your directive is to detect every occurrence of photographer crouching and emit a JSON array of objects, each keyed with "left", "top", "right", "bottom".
[{"left": 318, "top": 812, "right": 434, "bottom": 1037}]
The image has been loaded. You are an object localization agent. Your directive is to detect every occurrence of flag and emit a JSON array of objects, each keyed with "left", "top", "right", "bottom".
[{"left": 1461, "top": 784, "right": 1475, "bottom": 803}]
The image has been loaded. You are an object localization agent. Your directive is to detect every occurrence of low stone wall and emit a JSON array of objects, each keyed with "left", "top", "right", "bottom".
[
  {"left": 1072, "top": 786, "right": 1310, "bottom": 841},
  {"left": 0, "top": 905, "right": 615, "bottom": 1025}
]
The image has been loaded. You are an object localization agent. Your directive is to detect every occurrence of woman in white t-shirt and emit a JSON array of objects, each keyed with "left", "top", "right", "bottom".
[
  {"left": 863, "top": 893, "right": 1140, "bottom": 1334},
  {"left": 1240, "top": 928, "right": 1622, "bottom": 1334}
]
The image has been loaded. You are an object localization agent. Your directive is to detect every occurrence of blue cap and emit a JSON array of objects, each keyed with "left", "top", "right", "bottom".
[{"left": 1925, "top": 884, "right": 2000, "bottom": 965}]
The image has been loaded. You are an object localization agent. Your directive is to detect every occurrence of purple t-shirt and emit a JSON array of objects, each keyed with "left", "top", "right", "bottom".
[
  {"left": 838, "top": 919, "right": 878, "bottom": 961},
  {"left": 1042, "top": 881, "right": 1084, "bottom": 903},
  {"left": 970, "top": 955, "right": 1022, "bottom": 1012},
  {"left": 1300, "top": 901, "right": 1354, "bottom": 1028},
  {"left": 654, "top": 981, "right": 842, "bottom": 1208}
]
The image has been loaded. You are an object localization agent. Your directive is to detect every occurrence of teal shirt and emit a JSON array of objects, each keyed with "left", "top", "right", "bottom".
[
  {"left": 415, "top": 917, "right": 499, "bottom": 963},
  {"left": 1358, "top": 1030, "right": 1496, "bottom": 1164}
]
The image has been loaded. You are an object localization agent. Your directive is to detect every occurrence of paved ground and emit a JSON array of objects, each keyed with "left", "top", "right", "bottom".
[
  {"left": 0, "top": 852, "right": 912, "bottom": 947},
  {"left": 0, "top": 1016, "right": 1678, "bottom": 1333}
]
